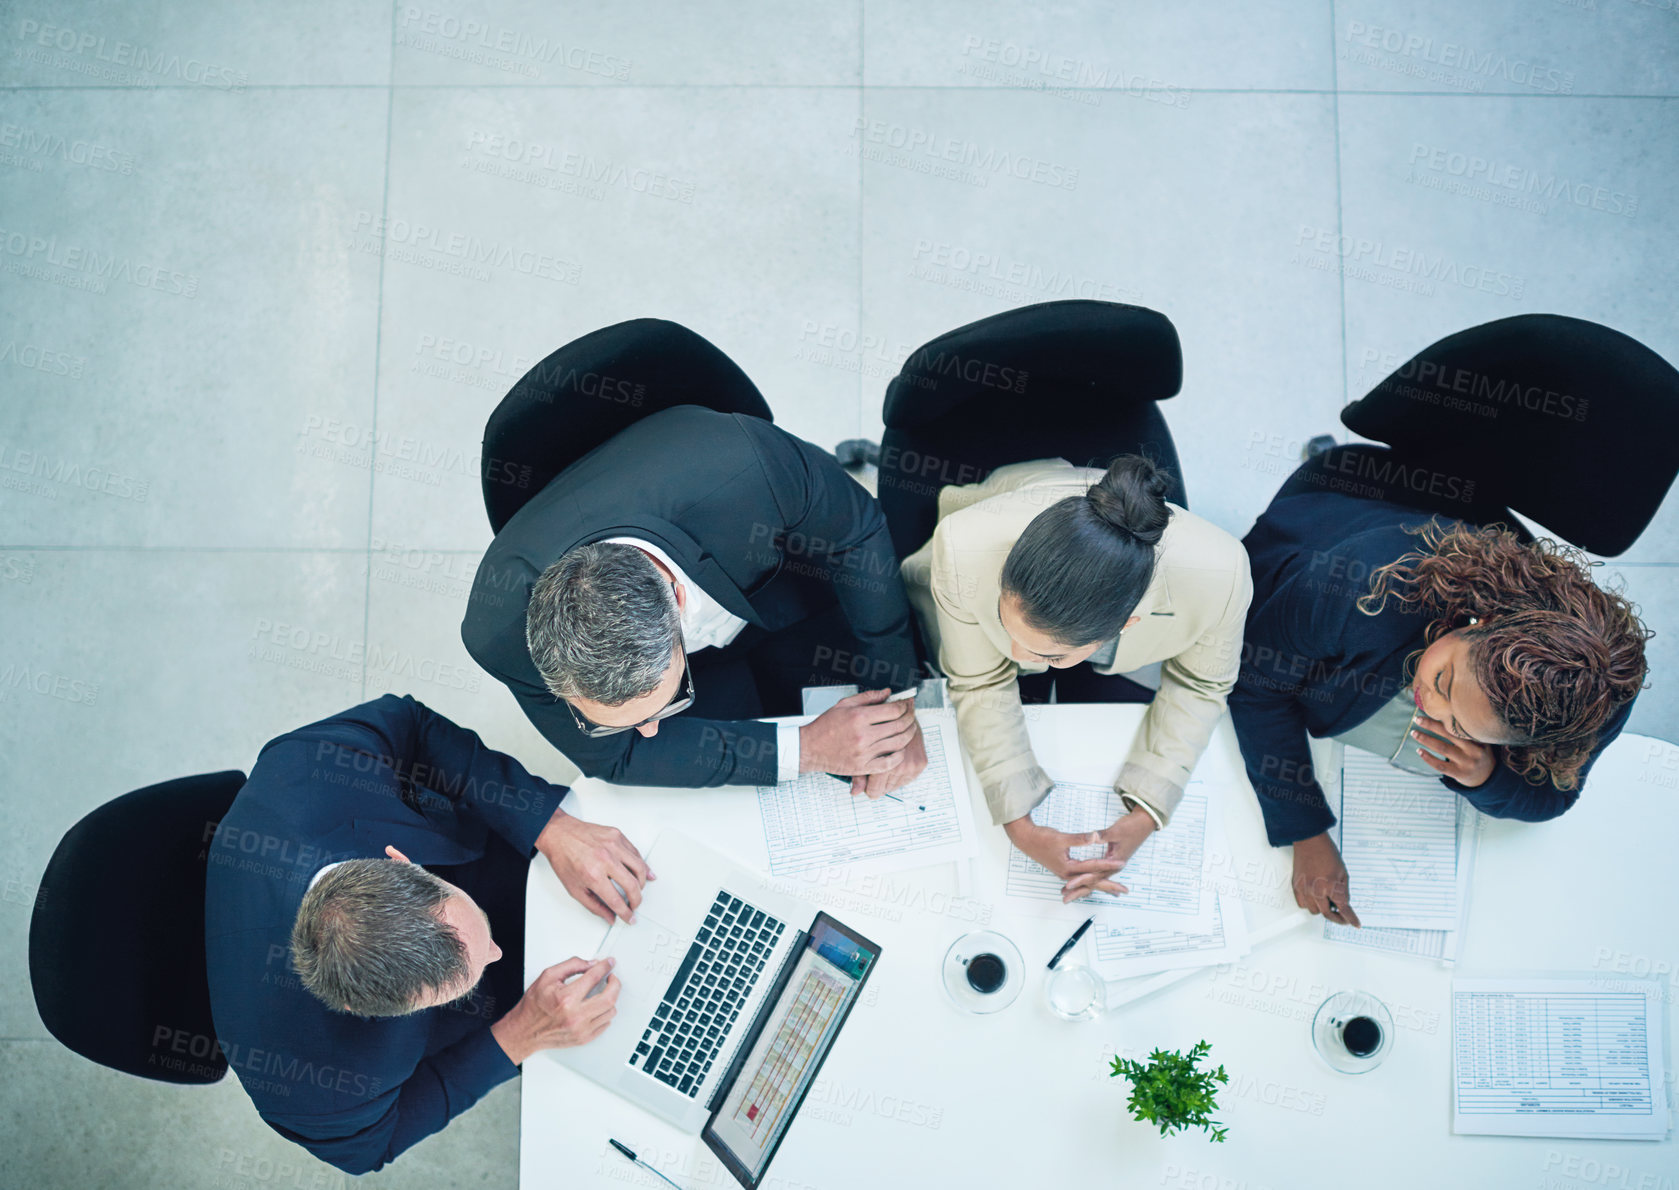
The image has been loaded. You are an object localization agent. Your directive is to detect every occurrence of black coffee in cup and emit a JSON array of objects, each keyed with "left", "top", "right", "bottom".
[
  {"left": 966, "top": 952, "right": 1006, "bottom": 994},
  {"left": 1342, "top": 1015, "right": 1382, "bottom": 1057}
]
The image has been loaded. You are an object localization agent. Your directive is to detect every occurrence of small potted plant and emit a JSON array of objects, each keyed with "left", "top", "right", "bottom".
[{"left": 1109, "top": 1039, "right": 1229, "bottom": 1143}]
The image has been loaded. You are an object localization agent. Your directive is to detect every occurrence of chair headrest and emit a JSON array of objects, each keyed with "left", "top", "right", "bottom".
[
  {"left": 482, "top": 319, "right": 772, "bottom": 534},
  {"left": 883, "top": 301, "right": 1182, "bottom": 429}
]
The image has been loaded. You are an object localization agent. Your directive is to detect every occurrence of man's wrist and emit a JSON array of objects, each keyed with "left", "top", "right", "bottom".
[
  {"left": 535, "top": 805, "right": 572, "bottom": 850},
  {"left": 490, "top": 1010, "right": 534, "bottom": 1066}
]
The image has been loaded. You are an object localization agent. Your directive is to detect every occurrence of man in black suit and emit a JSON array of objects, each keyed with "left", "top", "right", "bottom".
[{"left": 462, "top": 404, "right": 927, "bottom": 793}]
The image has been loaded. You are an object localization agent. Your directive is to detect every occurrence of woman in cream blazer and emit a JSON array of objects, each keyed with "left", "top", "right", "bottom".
[{"left": 902, "top": 455, "right": 1252, "bottom": 903}]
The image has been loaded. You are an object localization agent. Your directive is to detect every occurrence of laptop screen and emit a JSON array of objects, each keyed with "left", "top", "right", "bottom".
[{"left": 702, "top": 914, "right": 879, "bottom": 1187}]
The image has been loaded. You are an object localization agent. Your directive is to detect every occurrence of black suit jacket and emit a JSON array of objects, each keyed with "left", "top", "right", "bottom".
[
  {"left": 462, "top": 406, "right": 920, "bottom": 786},
  {"left": 204, "top": 695, "right": 568, "bottom": 1173},
  {"left": 1230, "top": 491, "right": 1633, "bottom": 847}
]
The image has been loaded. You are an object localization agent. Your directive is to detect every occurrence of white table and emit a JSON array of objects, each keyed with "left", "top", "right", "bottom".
[{"left": 521, "top": 707, "right": 1678, "bottom": 1190}]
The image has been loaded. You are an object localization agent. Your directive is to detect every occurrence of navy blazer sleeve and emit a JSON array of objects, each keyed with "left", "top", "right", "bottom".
[
  {"left": 318, "top": 693, "right": 568, "bottom": 854},
  {"left": 266, "top": 1026, "right": 517, "bottom": 1175},
  {"left": 1228, "top": 569, "right": 1352, "bottom": 846}
]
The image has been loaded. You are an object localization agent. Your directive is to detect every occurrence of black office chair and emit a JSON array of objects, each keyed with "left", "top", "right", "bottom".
[
  {"left": 29, "top": 770, "right": 246, "bottom": 1085},
  {"left": 480, "top": 318, "right": 774, "bottom": 534},
  {"left": 875, "top": 300, "right": 1186, "bottom": 560},
  {"left": 1306, "top": 314, "right": 1679, "bottom": 556}
]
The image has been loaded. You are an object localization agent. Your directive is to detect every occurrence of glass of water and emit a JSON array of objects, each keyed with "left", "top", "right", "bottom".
[{"left": 1046, "top": 963, "right": 1106, "bottom": 1022}]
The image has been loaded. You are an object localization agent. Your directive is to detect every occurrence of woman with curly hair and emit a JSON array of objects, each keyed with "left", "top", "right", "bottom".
[{"left": 1229, "top": 490, "right": 1650, "bottom": 928}]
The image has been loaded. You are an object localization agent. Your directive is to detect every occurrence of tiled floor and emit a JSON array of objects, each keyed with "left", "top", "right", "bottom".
[{"left": 2, "top": 3, "right": 1674, "bottom": 1187}]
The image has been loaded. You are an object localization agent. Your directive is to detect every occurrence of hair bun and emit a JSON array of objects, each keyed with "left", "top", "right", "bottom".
[{"left": 1086, "top": 455, "right": 1172, "bottom": 547}]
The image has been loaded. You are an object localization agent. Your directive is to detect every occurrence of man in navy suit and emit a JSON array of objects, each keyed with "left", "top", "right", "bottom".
[{"left": 205, "top": 694, "right": 647, "bottom": 1174}]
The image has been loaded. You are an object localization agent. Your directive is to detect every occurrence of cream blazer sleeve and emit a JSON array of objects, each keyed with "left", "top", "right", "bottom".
[
  {"left": 1110, "top": 554, "right": 1253, "bottom": 824},
  {"left": 917, "top": 522, "right": 1054, "bottom": 826}
]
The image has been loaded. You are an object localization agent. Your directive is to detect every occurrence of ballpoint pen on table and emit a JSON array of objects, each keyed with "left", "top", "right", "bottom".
[
  {"left": 609, "top": 1139, "right": 684, "bottom": 1190},
  {"left": 1047, "top": 916, "right": 1094, "bottom": 969}
]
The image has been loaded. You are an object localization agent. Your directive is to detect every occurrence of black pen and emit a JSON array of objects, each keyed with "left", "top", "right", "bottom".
[
  {"left": 1047, "top": 916, "right": 1094, "bottom": 970},
  {"left": 609, "top": 1139, "right": 684, "bottom": 1190},
  {"left": 878, "top": 791, "right": 925, "bottom": 810}
]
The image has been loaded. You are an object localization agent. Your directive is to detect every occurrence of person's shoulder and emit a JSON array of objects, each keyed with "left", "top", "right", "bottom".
[
  {"left": 597, "top": 406, "right": 765, "bottom": 462},
  {"left": 1267, "top": 493, "right": 1452, "bottom": 555},
  {"left": 1158, "top": 504, "right": 1249, "bottom": 575},
  {"left": 462, "top": 546, "right": 537, "bottom": 663},
  {"left": 929, "top": 485, "right": 1042, "bottom": 561}
]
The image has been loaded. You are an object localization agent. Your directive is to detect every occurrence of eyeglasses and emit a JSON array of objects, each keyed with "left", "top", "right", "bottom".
[{"left": 565, "top": 651, "right": 696, "bottom": 738}]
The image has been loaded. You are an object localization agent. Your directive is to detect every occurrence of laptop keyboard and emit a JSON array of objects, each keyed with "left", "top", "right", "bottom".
[{"left": 629, "top": 890, "right": 786, "bottom": 1098}]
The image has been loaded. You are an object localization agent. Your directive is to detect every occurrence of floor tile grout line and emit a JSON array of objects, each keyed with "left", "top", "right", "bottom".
[
  {"left": 857, "top": 2, "right": 865, "bottom": 443},
  {"left": 359, "top": 8, "right": 399, "bottom": 700},
  {"left": 1, "top": 83, "right": 1675, "bottom": 99},
  {"left": 1329, "top": 0, "right": 1349, "bottom": 423},
  {"left": 0, "top": 545, "right": 484, "bottom": 554}
]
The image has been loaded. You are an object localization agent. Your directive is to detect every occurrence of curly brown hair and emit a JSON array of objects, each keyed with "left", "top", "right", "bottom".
[{"left": 1357, "top": 521, "right": 1651, "bottom": 790}]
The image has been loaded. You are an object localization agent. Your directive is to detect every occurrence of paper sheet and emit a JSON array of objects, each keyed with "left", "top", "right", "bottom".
[
  {"left": 1326, "top": 793, "right": 1479, "bottom": 961},
  {"left": 1003, "top": 780, "right": 1216, "bottom": 927},
  {"left": 1452, "top": 979, "right": 1671, "bottom": 1139},
  {"left": 1103, "top": 915, "right": 1305, "bottom": 1009},
  {"left": 1334, "top": 750, "right": 1461, "bottom": 929},
  {"left": 1089, "top": 891, "right": 1251, "bottom": 979},
  {"left": 754, "top": 715, "right": 979, "bottom": 878}
]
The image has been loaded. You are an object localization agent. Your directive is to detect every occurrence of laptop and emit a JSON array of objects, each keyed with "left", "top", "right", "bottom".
[{"left": 556, "top": 830, "right": 880, "bottom": 1184}]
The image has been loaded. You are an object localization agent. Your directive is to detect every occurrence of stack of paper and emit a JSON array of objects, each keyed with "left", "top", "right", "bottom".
[
  {"left": 1452, "top": 978, "right": 1671, "bottom": 1140},
  {"left": 995, "top": 778, "right": 1252, "bottom": 980},
  {"left": 1324, "top": 750, "right": 1478, "bottom": 963}
]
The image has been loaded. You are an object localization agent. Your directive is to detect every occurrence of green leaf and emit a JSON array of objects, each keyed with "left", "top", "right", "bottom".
[{"left": 1107, "top": 1039, "right": 1230, "bottom": 1143}]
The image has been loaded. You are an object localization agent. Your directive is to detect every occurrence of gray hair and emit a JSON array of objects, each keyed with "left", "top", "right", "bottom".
[
  {"left": 526, "top": 542, "right": 682, "bottom": 706},
  {"left": 290, "top": 860, "right": 468, "bottom": 1017}
]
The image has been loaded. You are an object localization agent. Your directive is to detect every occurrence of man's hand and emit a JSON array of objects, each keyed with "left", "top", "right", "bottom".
[
  {"left": 534, "top": 808, "right": 653, "bottom": 925},
  {"left": 1291, "top": 832, "right": 1359, "bottom": 927},
  {"left": 1004, "top": 815, "right": 1130, "bottom": 904},
  {"left": 852, "top": 716, "right": 928, "bottom": 798},
  {"left": 1411, "top": 715, "right": 1497, "bottom": 787},
  {"left": 491, "top": 956, "right": 619, "bottom": 1066},
  {"left": 1058, "top": 808, "right": 1157, "bottom": 902},
  {"left": 799, "top": 688, "right": 917, "bottom": 778}
]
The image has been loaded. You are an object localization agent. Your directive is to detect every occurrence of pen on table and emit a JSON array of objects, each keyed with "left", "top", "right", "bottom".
[
  {"left": 609, "top": 1139, "right": 684, "bottom": 1190},
  {"left": 1047, "top": 916, "right": 1094, "bottom": 970}
]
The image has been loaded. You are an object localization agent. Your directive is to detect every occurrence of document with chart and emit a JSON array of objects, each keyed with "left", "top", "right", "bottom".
[
  {"left": 1452, "top": 978, "right": 1670, "bottom": 1140},
  {"left": 1326, "top": 795, "right": 1479, "bottom": 961},
  {"left": 1332, "top": 750, "right": 1464, "bottom": 930},
  {"left": 754, "top": 713, "right": 979, "bottom": 878},
  {"left": 1001, "top": 779, "right": 1217, "bottom": 928}
]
